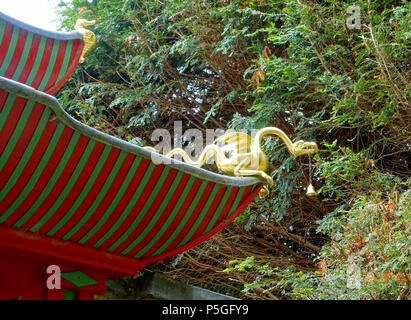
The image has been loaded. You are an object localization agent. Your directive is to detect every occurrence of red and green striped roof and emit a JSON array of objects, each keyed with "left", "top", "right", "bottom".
[
  {"left": 0, "top": 77, "right": 264, "bottom": 274},
  {"left": 0, "top": 12, "right": 84, "bottom": 94}
]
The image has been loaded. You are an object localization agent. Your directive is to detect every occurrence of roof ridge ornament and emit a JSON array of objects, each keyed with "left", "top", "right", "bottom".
[
  {"left": 145, "top": 127, "right": 318, "bottom": 198},
  {"left": 74, "top": 19, "right": 97, "bottom": 63}
]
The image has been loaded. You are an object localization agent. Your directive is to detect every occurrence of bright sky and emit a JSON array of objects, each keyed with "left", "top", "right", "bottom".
[{"left": 0, "top": 0, "right": 62, "bottom": 31}]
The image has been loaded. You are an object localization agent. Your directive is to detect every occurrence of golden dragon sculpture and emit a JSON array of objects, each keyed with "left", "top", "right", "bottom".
[
  {"left": 74, "top": 19, "right": 97, "bottom": 63},
  {"left": 145, "top": 127, "right": 318, "bottom": 197}
]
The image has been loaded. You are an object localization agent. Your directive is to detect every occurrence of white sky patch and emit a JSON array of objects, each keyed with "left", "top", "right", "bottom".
[{"left": 0, "top": 0, "right": 62, "bottom": 31}]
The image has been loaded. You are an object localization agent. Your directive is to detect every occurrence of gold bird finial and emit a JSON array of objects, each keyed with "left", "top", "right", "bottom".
[{"left": 74, "top": 19, "right": 97, "bottom": 63}]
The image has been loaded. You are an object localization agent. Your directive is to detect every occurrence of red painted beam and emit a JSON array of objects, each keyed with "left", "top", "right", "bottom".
[{"left": 0, "top": 224, "right": 145, "bottom": 278}]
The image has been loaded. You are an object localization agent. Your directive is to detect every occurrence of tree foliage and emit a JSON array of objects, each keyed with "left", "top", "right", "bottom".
[{"left": 55, "top": 0, "right": 410, "bottom": 299}]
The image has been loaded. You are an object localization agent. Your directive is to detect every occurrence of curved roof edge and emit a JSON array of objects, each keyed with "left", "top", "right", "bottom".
[
  {"left": 0, "top": 76, "right": 266, "bottom": 187},
  {"left": 0, "top": 11, "right": 82, "bottom": 40}
]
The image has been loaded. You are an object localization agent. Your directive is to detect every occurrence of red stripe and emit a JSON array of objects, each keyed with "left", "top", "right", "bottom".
[
  {"left": 241, "top": 186, "right": 252, "bottom": 201},
  {"left": 161, "top": 181, "right": 215, "bottom": 253},
  {"left": 113, "top": 168, "right": 178, "bottom": 254},
  {"left": 0, "top": 102, "right": 48, "bottom": 212},
  {"left": 0, "top": 90, "right": 8, "bottom": 112},
  {"left": 140, "top": 178, "right": 202, "bottom": 258},
  {"left": 0, "top": 111, "right": 57, "bottom": 211},
  {"left": 0, "top": 23, "right": 13, "bottom": 65},
  {"left": 85, "top": 158, "right": 151, "bottom": 246},
  {"left": 216, "top": 186, "right": 256, "bottom": 226},
  {"left": 212, "top": 187, "right": 239, "bottom": 228},
  {"left": 3, "top": 28, "right": 27, "bottom": 78},
  {"left": 126, "top": 172, "right": 190, "bottom": 257},
  {"left": 231, "top": 186, "right": 252, "bottom": 216},
  {"left": 29, "top": 37, "right": 53, "bottom": 90},
  {"left": 20, "top": 135, "right": 90, "bottom": 229},
  {"left": 0, "top": 101, "right": 44, "bottom": 189},
  {"left": 48, "top": 39, "right": 83, "bottom": 95},
  {"left": 98, "top": 164, "right": 165, "bottom": 250},
  {"left": 53, "top": 147, "right": 121, "bottom": 238},
  {"left": 42, "top": 40, "right": 66, "bottom": 94},
  {"left": 0, "top": 96, "right": 27, "bottom": 157},
  {"left": 3, "top": 126, "right": 74, "bottom": 226},
  {"left": 69, "top": 153, "right": 135, "bottom": 241},
  {"left": 188, "top": 185, "right": 227, "bottom": 242},
  {"left": 143, "top": 184, "right": 263, "bottom": 265},
  {"left": 17, "top": 34, "right": 40, "bottom": 84},
  {"left": 37, "top": 142, "right": 106, "bottom": 234}
]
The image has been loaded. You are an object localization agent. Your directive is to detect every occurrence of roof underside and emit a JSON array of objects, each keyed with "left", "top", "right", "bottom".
[
  {"left": 0, "top": 76, "right": 263, "bottom": 271},
  {"left": 0, "top": 12, "right": 84, "bottom": 95},
  {"left": 0, "top": 12, "right": 264, "bottom": 274}
]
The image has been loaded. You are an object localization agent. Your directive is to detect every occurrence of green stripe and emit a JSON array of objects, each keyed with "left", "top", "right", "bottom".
[
  {"left": 79, "top": 156, "right": 142, "bottom": 244},
  {"left": 46, "top": 145, "right": 112, "bottom": 236},
  {"left": 122, "top": 170, "right": 184, "bottom": 255},
  {"left": 0, "top": 100, "right": 34, "bottom": 172},
  {"left": 37, "top": 39, "right": 59, "bottom": 91},
  {"left": 0, "top": 19, "right": 6, "bottom": 44},
  {"left": 0, "top": 104, "right": 49, "bottom": 197},
  {"left": 29, "top": 140, "right": 96, "bottom": 232},
  {"left": 55, "top": 40, "right": 73, "bottom": 83},
  {"left": 0, "top": 116, "right": 63, "bottom": 224},
  {"left": 93, "top": 162, "right": 155, "bottom": 248},
  {"left": 13, "top": 132, "right": 81, "bottom": 228},
  {"left": 202, "top": 187, "right": 246, "bottom": 235},
  {"left": 11, "top": 31, "right": 34, "bottom": 81},
  {"left": 202, "top": 187, "right": 233, "bottom": 234},
  {"left": 135, "top": 176, "right": 195, "bottom": 258},
  {"left": 0, "top": 94, "right": 17, "bottom": 141},
  {"left": 62, "top": 151, "right": 128, "bottom": 240},
  {"left": 151, "top": 180, "right": 208, "bottom": 256},
  {"left": 226, "top": 187, "right": 246, "bottom": 218},
  {"left": 25, "top": 36, "right": 47, "bottom": 86},
  {"left": 0, "top": 26, "right": 19, "bottom": 75},
  {"left": 177, "top": 183, "right": 221, "bottom": 248},
  {"left": 107, "top": 166, "right": 171, "bottom": 252}
]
